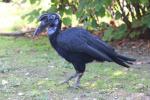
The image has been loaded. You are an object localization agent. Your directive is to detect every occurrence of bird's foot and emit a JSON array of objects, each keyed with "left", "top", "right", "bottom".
[
  {"left": 59, "top": 73, "right": 78, "bottom": 86},
  {"left": 58, "top": 80, "right": 70, "bottom": 86}
]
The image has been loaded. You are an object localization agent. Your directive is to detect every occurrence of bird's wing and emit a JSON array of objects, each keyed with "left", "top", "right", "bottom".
[
  {"left": 83, "top": 44, "right": 112, "bottom": 61},
  {"left": 81, "top": 31, "right": 115, "bottom": 51},
  {"left": 57, "top": 35, "right": 112, "bottom": 62}
]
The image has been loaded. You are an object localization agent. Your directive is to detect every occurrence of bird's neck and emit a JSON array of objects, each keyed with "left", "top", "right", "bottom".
[
  {"left": 48, "top": 20, "right": 61, "bottom": 36},
  {"left": 48, "top": 20, "right": 61, "bottom": 49}
]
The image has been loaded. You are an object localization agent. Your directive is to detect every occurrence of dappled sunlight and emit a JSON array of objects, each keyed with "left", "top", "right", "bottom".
[
  {"left": 84, "top": 82, "right": 97, "bottom": 89},
  {"left": 90, "top": 82, "right": 97, "bottom": 88},
  {"left": 112, "top": 70, "right": 126, "bottom": 77}
]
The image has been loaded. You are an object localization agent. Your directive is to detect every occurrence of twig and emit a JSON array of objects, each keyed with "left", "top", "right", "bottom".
[{"left": 0, "top": 30, "right": 34, "bottom": 37}]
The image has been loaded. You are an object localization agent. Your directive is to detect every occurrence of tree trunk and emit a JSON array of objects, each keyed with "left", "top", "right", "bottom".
[
  {"left": 2, "top": 0, "right": 11, "bottom": 3},
  {"left": 117, "top": 0, "right": 131, "bottom": 30},
  {"left": 132, "top": 3, "right": 142, "bottom": 19}
]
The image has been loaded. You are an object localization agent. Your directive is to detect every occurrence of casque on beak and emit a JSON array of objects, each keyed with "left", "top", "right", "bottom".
[{"left": 33, "top": 21, "right": 49, "bottom": 37}]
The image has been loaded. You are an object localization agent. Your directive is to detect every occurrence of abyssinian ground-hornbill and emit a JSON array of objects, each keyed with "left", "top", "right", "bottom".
[{"left": 33, "top": 13, "right": 136, "bottom": 88}]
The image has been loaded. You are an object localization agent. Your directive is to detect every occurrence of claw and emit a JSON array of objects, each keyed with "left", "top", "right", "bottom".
[
  {"left": 57, "top": 72, "right": 83, "bottom": 88},
  {"left": 56, "top": 80, "right": 70, "bottom": 87},
  {"left": 58, "top": 72, "right": 78, "bottom": 86},
  {"left": 59, "top": 80, "right": 70, "bottom": 85}
]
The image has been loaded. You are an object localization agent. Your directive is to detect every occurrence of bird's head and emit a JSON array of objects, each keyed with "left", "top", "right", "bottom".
[{"left": 33, "top": 13, "right": 61, "bottom": 37}]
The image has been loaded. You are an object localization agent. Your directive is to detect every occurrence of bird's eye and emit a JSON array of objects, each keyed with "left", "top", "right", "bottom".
[{"left": 50, "top": 15, "right": 55, "bottom": 20}]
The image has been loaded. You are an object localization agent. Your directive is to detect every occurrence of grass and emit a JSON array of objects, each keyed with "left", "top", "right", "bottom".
[{"left": 0, "top": 36, "right": 150, "bottom": 99}]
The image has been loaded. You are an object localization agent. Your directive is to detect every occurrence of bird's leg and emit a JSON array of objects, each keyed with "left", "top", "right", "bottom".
[
  {"left": 59, "top": 72, "right": 78, "bottom": 85},
  {"left": 73, "top": 72, "right": 83, "bottom": 88}
]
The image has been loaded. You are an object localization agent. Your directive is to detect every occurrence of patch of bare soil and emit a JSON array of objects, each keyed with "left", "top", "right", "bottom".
[{"left": 112, "top": 39, "right": 150, "bottom": 62}]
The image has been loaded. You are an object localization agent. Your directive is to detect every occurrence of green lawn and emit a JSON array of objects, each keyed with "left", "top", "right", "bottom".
[{"left": 0, "top": 36, "right": 150, "bottom": 99}]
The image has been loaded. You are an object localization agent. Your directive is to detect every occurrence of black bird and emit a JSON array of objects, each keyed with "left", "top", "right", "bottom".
[{"left": 33, "top": 13, "right": 136, "bottom": 88}]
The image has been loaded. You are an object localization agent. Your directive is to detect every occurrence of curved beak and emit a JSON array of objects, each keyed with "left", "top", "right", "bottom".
[{"left": 33, "top": 21, "right": 48, "bottom": 37}]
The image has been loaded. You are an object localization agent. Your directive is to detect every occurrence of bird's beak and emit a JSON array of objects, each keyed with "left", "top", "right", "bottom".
[
  {"left": 33, "top": 21, "right": 47, "bottom": 37},
  {"left": 33, "top": 27, "right": 42, "bottom": 37}
]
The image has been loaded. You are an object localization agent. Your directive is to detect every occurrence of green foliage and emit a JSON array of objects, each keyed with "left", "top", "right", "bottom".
[
  {"left": 23, "top": 0, "right": 150, "bottom": 41},
  {"left": 22, "top": 8, "right": 41, "bottom": 23},
  {"left": 129, "top": 31, "right": 140, "bottom": 39},
  {"left": 103, "top": 27, "right": 114, "bottom": 41},
  {"left": 62, "top": 17, "right": 72, "bottom": 26},
  {"left": 142, "top": 14, "right": 150, "bottom": 28},
  {"left": 115, "top": 24, "right": 128, "bottom": 39},
  {"left": 103, "top": 24, "right": 127, "bottom": 41},
  {"left": 131, "top": 20, "right": 143, "bottom": 29},
  {"left": 115, "top": 11, "right": 122, "bottom": 20},
  {"left": 28, "top": 0, "right": 37, "bottom": 4},
  {"left": 77, "top": 0, "right": 112, "bottom": 29}
]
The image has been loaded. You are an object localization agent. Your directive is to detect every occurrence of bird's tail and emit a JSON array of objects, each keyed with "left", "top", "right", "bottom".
[{"left": 113, "top": 54, "right": 136, "bottom": 68}]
